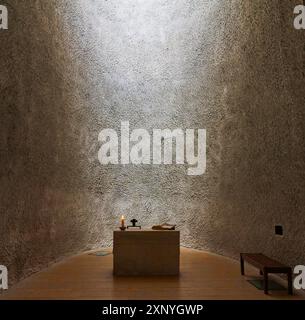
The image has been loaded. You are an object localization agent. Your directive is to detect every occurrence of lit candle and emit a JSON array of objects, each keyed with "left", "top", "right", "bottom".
[{"left": 121, "top": 215, "right": 125, "bottom": 228}]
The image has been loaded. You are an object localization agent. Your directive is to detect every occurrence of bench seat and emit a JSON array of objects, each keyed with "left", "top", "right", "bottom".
[{"left": 240, "top": 253, "right": 293, "bottom": 295}]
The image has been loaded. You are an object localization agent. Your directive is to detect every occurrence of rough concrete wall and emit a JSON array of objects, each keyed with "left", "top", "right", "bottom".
[{"left": 1, "top": 0, "right": 304, "bottom": 285}]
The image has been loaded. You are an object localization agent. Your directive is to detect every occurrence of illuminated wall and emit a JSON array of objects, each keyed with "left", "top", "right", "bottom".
[{"left": 1, "top": 0, "right": 304, "bottom": 285}]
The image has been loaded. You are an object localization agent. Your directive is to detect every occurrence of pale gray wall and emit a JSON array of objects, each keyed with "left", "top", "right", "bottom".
[{"left": 1, "top": 0, "right": 304, "bottom": 285}]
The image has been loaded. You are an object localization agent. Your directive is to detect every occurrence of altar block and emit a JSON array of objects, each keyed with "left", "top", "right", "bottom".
[{"left": 113, "top": 230, "right": 180, "bottom": 276}]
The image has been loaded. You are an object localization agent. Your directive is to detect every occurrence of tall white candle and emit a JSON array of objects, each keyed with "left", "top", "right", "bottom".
[{"left": 121, "top": 215, "right": 125, "bottom": 228}]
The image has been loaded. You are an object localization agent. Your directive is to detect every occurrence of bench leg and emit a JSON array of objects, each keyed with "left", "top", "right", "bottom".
[
  {"left": 240, "top": 254, "right": 245, "bottom": 275},
  {"left": 263, "top": 271, "right": 269, "bottom": 295},
  {"left": 259, "top": 270, "right": 263, "bottom": 276},
  {"left": 288, "top": 271, "right": 293, "bottom": 295}
]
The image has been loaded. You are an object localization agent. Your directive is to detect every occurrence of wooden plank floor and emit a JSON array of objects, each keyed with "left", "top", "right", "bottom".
[{"left": 1, "top": 247, "right": 304, "bottom": 300}]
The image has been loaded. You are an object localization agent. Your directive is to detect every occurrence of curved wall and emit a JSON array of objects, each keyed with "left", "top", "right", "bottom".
[{"left": 1, "top": 0, "right": 304, "bottom": 285}]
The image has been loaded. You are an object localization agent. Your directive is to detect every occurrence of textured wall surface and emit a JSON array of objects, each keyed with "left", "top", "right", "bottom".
[{"left": 1, "top": 0, "right": 305, "bottom": 286}]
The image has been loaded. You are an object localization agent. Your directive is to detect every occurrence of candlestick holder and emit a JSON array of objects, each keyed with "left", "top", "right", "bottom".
[{"left": 120, "top": 226, "right": 126, "bottom": 231}]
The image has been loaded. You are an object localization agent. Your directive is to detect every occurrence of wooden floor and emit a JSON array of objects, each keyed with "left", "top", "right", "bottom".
[{"left": 1, "top": 247, "right": 303, "bottom": 300}]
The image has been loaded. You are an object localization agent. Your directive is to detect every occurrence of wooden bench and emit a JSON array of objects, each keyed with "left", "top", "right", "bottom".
[{"left": 240, "top": 253, "right": 293, "bottom": 295}]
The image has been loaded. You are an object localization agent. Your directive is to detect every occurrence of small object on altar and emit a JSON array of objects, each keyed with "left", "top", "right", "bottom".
[
  {"left": 152, "top": 223, "right": 176, "bottom": 231},
  {"left": 127, "top": 218, "right": 141, "bottom": 229},
  {"left": 119, "top": 216, "right": 126, "bottom": 231}
]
